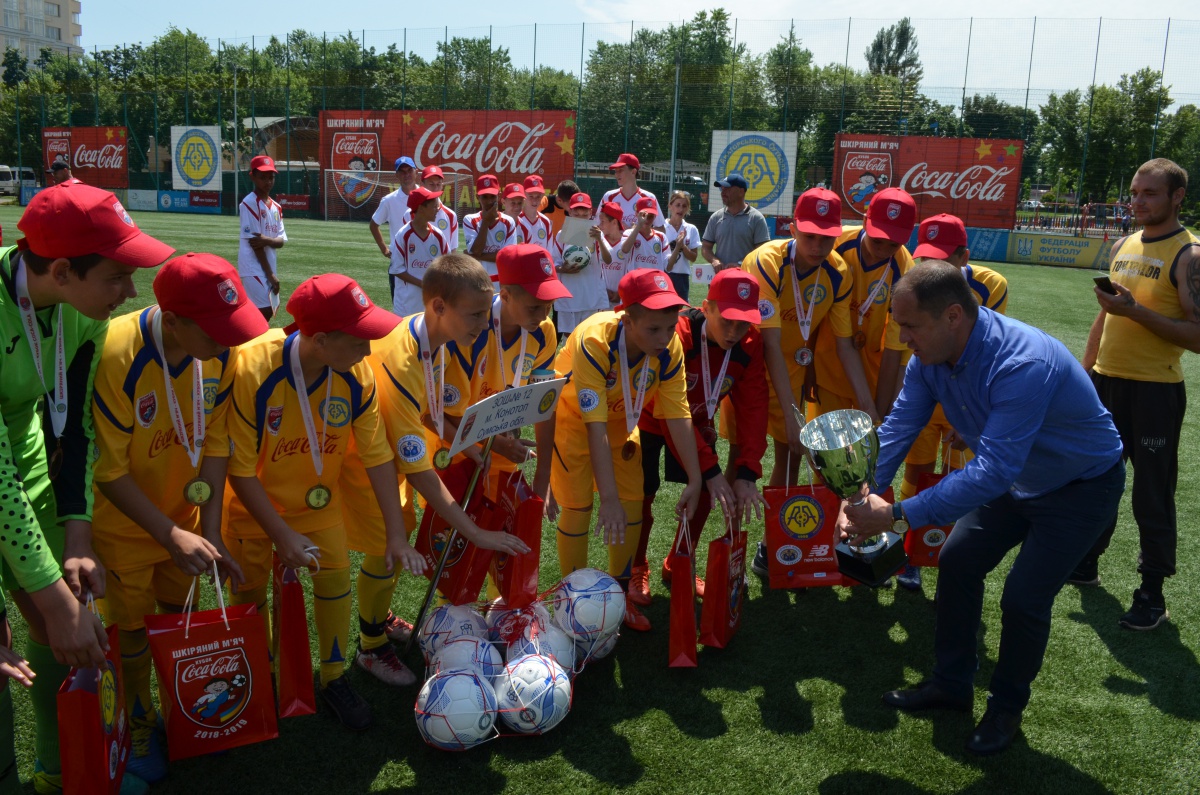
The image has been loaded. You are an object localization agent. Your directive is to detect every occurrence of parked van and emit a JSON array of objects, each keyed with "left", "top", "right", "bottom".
[{"left": 0, "top": 166, "right": 40, "bottom": 196}]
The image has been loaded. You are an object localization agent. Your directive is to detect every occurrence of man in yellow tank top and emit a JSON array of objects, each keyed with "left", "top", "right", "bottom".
[{"left": 1076, "top": 158, "right": 1200, "bottom": 631}]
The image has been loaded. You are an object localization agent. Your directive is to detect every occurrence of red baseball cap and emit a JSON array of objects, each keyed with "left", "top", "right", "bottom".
[
  {"left": 153, "top": 253, "right": 268, "bottom": 347},
  {"left": 421, "top": 165, "right": 444, "bottom": 181},
  {"left": 635, "top": 196, "right": 659, "bottom": 217},
  {"left": 407, "top": 186, "right": 441, "bottom": 213},
  {"left": 496, "top": 244, "right": 572, "bottom": 301},
  {"left": 599, "top": 201, "right": 624, "bottom": 227},
  {"left": 502, "top": 183, "right": 526, "bottom": 200},
  {"left": 475, "top": 174, "right": 500, "bottom": 196},
  {"left": 17, "top": 182, "right": 175, "bottom": 267},
  {"left": 522, "top": 175, "right": 545, "bottom": 193},
  {"left": 913, "top": 213, "right": 968, "bottom": 259},
  {"left": 284, "top": 274, "right": 400, "bottom": 340},
  {"left": 864, "top": 187, "right": 917, "bottom": 244},
  {"left": 250, "top": 155, "right": 277, "bottom": 173},
  {"left": 616, "top": 269, "right": 689, "bottom": 311},
  {"left": 706, "top": 270, "right": 761, "bottom": 324},
  {"left": 609, "top": 153, "right": 640, "bottom": 171},
  {"left": 568, "top": 192, "right": 593, "bottom": 210},
  {"left": 793, "top": 188, "right": 842, "bottom": 237}
]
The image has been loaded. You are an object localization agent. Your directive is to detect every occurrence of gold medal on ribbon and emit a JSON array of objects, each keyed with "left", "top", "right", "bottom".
[
  {"left": 794, "top": 347, "right": 813, "bottom": 366},
  {"left": 433, "top": 448, "right": 451, "bottom": 470},
  {"left": 305, "top": 484, "right": 333, "bottom": 510},
  {"left": 621, "top": 440, "right": 637, "bottom": 461},
  {"left": 183, "top": 478, "right": 214, "bottom": 507}
]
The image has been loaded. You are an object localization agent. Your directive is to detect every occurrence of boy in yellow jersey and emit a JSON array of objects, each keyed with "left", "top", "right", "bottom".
[
  {"left": 222, "top": 274, "right": 426, "bottom": 731},
  {"left": 91, "top": 253, "right": 268, "bottom": 781},
  {"left": 450, "top": 244, "right": 571, "bottom": 503},
  {"left": 553, "top": 269, "right": 704, "bottom": 631},
  {"left": 810, "top": 186, "right": 917, "bottom": 424},
  {"left": 894, "top": 214, "right": 1009, "bottom": 591},
  {"left": 1076, "top": 158, "right": 1200, "bottom": 629},
  {"left": 339, "top": 255, "right": 530, "bottom": 643}
]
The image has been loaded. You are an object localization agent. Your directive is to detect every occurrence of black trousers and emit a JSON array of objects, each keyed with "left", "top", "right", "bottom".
[
  {"left": 1086, "top": 372, "right": 1186, "bottom": 577},
  {"left": 668, "top": 271, "right": 690, "bottom": 301}
]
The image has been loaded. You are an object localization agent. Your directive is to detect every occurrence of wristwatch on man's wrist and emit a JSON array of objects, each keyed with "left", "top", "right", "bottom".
[{"left": 892, "top": 501, "right": 910, "bottom": 535}]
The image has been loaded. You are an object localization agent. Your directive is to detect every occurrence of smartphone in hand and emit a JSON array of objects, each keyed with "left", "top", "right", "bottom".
[{"left": 1093, "top": 274, "right": 1117, "bottom": 295}]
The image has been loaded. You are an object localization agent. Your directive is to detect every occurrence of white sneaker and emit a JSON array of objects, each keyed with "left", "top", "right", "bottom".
[{"left": 354, "top": 646, "right": 417, "bottom": 686}]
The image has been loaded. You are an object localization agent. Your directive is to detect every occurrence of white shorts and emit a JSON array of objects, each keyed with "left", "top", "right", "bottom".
[
  {"left": 240, "top": 273, "right": 278, "bottom": 311},
  {"left": 556, "top": 309, "right": 602, "bottom": 335}
]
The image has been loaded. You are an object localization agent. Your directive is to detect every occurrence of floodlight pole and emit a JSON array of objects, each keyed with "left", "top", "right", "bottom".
[{"left": 233, "top": 62, "right": 239, "bottom": 207}]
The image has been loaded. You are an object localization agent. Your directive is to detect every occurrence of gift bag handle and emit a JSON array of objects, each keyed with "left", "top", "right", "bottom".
[
  {"left": 672, "top": 514, "right": 693, "bottom": 558},
  {"left": 183, "top": 561, "right": 230, "bottom": 639}
]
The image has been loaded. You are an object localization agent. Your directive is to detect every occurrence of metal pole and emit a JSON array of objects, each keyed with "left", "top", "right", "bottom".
[
  {"left": 442, "top": 26, "right": 448, "bottom": 111},
  {"left": 531, "top": 24, "right": 538, "bottom": 111},
  {"left": 15, "top": 91, "right": 21, "bottom": 198},
  {"left": 402, "top": 29, "right": 408, "bottom": 111},
  {"left": 361, "top": 31, "right": 366, "bottom": 112},
  {"left": 486, "top": 26, "right": 493, "bottom": 111},
  {"left": 577, "top": 23, "right": 584, "bottom": 179},
  {"left": 1150, "top": 18, "right": 1170, "bottom": 158},
  {"left": 624, "top": 20, "right": 633, "bottom": 152},
  {"left": 184, "top": 36, "right": 190, "bottom": 126},
  {"left": 93, "top": 45, "right": 99, "bottom": 125},
  {"left": 781, "top": 20, "right": 793, "bottom": 136},
  {"left": 1022, "top": 18, "right": 1037, "bottom": 141},
  {"left": 322, "top": 33, "right": 327, "bottom": 111},
  {"left": 154, "top": 43, "right": 160, "bottom": 192},
  {"left": 286, "top": 40, "right": 292, "bottom": 180},
  {"left": 402, "top": 437, "right": 497, "bottom": 660},
  {"left": 233, "top": 63, "right": 239, "bottom": 202},
  {"left": 1079, "top": 18, "right": 1103, "bottom": 210},
  {"left": 839, "top": 18, "right": 851, "bottom": 132},
  {"left": 726, "top": 18, "right": 737, "bottom": 132},
  {"left": 959, "top": 18, "right": 972, "bottom": 136},
  {"left": 668, "top": 36, "right": 682, "bottom": 194}
]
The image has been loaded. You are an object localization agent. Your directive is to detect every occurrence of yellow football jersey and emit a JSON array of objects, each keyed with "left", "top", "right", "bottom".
[
  {"left": 1096, "top": 228, "right": 1199, "bottom": 383},
  {"left": 963, "top": 263, "right": 1008, "bottom": 314},
  {"left": 743, "top": 239, "right": 854, "bottom": 360},
  {"left": 814, "top": 226, "right": 912, "bottom": 398},
  {"left": 91, "top": 308, "right": 237, "bottom": 569},
  {"left": 225, "top": 330, "right": 391, "bottom": 537},
  {"left": 555, "top": 310, "right": 689, "bottom": 433}
]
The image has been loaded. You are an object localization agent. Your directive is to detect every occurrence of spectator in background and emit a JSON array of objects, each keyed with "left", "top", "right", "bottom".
[
  {"left": 546, "top": 179, "right": 581, "bottom": 239},
  {"left": 50, "top": 160, "right": 73, "bottom": 185},
  {"left": 702, "top": 172, "right": 770, "bottom": 272},
  {"left": 663, "top": 190, "right": 700, "bottom": 299}
]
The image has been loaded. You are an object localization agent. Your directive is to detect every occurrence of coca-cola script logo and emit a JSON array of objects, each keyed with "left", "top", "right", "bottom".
[
  {"left": 898, "top": 162, "right": 1013, "bottom": 203},
  {"left": 841, "top": 152, "right": 893, "bottom": 216},
  {"left": 75, "top": 143, "right": 126, "bottom": 172},
  {"left": 413, "top": 121, "right": 552, "bottom": 177},
  {"left": 331, "top": 133, "right": 381, "bottom": 209},
  {"left": 174, "top": 647, "right": 251, "bottom": 729}
]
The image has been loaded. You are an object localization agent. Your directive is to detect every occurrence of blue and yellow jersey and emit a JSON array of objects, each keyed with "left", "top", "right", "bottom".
[
  {"left": 91, "top": 308, "right": 237, "bottom": 567},
  {"left": 225, "top": 330, "right": 391, "bottom": 536},
  {"left": 963, "top": 263, "right": 1008, "bottom": 314},
  {"left": 743, "top": 239, "right": 853, "bottom": 360},
  {"left": 814, "top": 226, "right": 913, "bottom": 398},
  {"left": 555, "top": 310, "right": 690, "bottom": 433},
  {"left": 368, "top": 315, "right": 471, "bottom": 476}
]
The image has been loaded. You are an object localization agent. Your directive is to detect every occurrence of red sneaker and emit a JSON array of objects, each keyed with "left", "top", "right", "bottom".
[
  {"left": 383, "top": 612, "right": 414, "bottom": 642},
  {"left": 662, "top": 559, "right": 706, "bottom": 600},
  {"left": 623, "top": 603, "right": 652, "bottom": 632},
  {"left": 627, "top": 564, "right": 651, "bottom": 607}
]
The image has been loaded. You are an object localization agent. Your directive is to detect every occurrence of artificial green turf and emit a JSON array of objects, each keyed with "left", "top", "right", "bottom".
[{"left": 0, "top": 206, "right": 1197, "bottom": 794}]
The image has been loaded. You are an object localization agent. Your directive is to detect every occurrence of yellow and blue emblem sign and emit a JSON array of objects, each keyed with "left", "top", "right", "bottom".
[
  {"left": 174, "top": 128, "right": 219, "bottom": 189},
  {"left": 716, "top": 134, "right": 789, "bottom": 210}
]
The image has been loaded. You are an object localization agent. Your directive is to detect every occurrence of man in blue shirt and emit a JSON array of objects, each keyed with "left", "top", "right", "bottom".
[{"left": 840, "top": 261, "right": 1125, "bottom": 756}]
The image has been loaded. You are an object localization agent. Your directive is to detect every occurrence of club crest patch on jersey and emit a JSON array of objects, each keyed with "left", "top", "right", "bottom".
[
  {"left": 216, "top": 279, "right": 239, "bottom": 305},
  {"left": 437, "top": 218, "right": 448, "bottom": 230},
  {"left": 320, "top": 397, "right": 351, "bottom": 428},
  {"left": 266, "top": 406, "right": 284, "bottom": 436},
  {"left": 758, "top": 299, "right": 775, "bottom": 320},
  {"left": 443, "top": 384, "right": 461, "bottom": 407},
  {"left": 203, "top": 378, "right": 220, "bottom": 414},
  {"left": 136, "top": 392, "right": 158, "bottom": 428},
  {"left": 175, "top": 648, "right": 252, "bottom": 729},
  {"left": 577, "top": 388, "right": 600, "bottom": 413},
  {"left": 398, "top": 434, "right": 426, "bottom": 464},
  {"left": 429, "top": 244, "right": 439, "bottom": 257}
]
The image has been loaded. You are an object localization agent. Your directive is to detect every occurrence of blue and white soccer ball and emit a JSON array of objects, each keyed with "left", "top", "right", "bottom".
[
  {"left": 432, "top": 635, "right": 505, "bottom": 683},
  {"left": 414, "top": 667, "right": 498, "bottom": 751},
  {"left": 576, "top": 629, "right": 619, "bottom": 663},
  {"left": 419, "top": 604, "right": 488, "bottom": 662},
  {"left": 496, "top": 653, "right": 572, "bottom": 734},
  {"left": 550, "top": 568, "right": 625, "bottom": 646},
  {"left": 484, "top": 599, "right": 551, "bottom": 645},
  {"left": 561, "top": 244, "right": 592, "bottom": 271},
  {"left": 506, "top": 622, "right": 576, "bottom": 673}
]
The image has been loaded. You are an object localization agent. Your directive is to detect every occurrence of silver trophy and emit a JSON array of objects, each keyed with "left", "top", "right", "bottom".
[{"left": 798, "top": 408, "right": 908, "bottom": 587}]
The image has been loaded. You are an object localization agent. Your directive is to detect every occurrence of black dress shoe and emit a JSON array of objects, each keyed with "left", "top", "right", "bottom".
[
  {"left": 882, "top": 681, "right": 972, "bottom": 712},
  {"left": 965, "top": 707, "right": 1022, "bottom": 755}
]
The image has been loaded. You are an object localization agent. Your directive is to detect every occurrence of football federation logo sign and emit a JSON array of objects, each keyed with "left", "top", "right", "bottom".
[
  {"left": 716, "top": 134, "right": 790, "bottom": 210},
  {"left": 175, "top": 648, "right": 252, "bottom": 729},
  {"left": 779, "top": 494, "right": 824, "bottom": 541},
  {"left": 174, "top": 129, "right": 219, "bottom": 189},
  {"left": 331, "top": 132, "right": 381, "bottom": 209},
  {"left": 137, "top": 392, "right": 157, "bottom": 428},
  {"left": 841, "top": 151, "right": 893, "bottom": 217}
]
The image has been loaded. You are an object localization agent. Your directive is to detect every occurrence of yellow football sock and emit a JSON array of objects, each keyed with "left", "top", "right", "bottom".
[
  {"left": 556, "top": 506, "right": 592, "bottom": 577},
  {"left": 312, "top": 568, "right": 352, "bottom": 686},
  {"left": 607, "top": 500, "right": 644, "bottom": 582},
  {"left": 900, "top": 473, "right": 920, "bottom": 502},
  {"left": 356, "top": 555, "right": 397, "bottom": 652},
  {"left": 120, "top": 629, "right": 156, "bottom": 722}
]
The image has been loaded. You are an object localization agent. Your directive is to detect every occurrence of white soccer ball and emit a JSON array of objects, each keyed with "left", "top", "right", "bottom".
[
  {"left": 419, "top": 604, "right": 488, "bottom": 662},
  {"left": 562, "top": 244, "right": 591, "bottom": 271},
  {"left": 496, "top": 653, "right": 572, "bottom": 734},
  {"left": 414, "top": 667, "right": 498, "bottom": 751},
  {"left": 432, "top": 635, "right": 505, "bottom": 683},
  {"left": 550, "top": 569, "right": 625, "bottom": 645},
  {"left": 485, "top": 600, "right": 551, "bottom": 645},
  {"left": 576, "top": 630, "right": 619, "bottom": 663},
  {"left": 506, "top": 623, "right": 576, "bottom": 673}
]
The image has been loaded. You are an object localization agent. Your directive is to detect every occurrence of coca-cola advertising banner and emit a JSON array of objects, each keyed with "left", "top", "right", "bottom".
[
  {"left": 319, "top": 110, "right": 575, "bottom": 217},
  {"left": 833, "top": 134, "right": 1023, "bottom": 230},
  {"left": 42, "top": 126, "right": 128, "bottom": 189}
]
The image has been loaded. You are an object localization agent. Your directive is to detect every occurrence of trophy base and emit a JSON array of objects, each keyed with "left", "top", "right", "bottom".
[{"left": 836, "top": 533, "right": 909, "bottom": 588}]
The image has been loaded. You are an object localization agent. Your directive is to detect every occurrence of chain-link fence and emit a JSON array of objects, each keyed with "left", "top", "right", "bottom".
[{"left": 2, "top": 16, "right": 1197, "bottom": 222}]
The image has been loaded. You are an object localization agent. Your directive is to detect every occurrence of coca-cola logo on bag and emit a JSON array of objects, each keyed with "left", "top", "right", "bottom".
[
  {"left": 174, "top": 647, "right": 252, "bottom": 729},
  {"left": 330, "top": 133, "right": 381, "bottom": 208}
]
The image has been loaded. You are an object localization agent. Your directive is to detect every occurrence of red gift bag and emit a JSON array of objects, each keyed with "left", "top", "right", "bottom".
[
  {"left": 488, "top": 472, "right": 545, "bottom": 609},
  {"left": 145, "top": 574, "right": 278, "bottom": 761},
  {"left": 271, "top": 553, "right": 316, "bottom": 718},
  {"left": 763, "top": 482, "right": 844, "bottom": 589},
  {"left": 414, "top": 458, "right": 498, "bottom": 605},
  {"left": 667, "top": 517, "right": 698, "bottom": 668},
  {"left": 699, "top": 520, "right": 748, "bottom": 649},
  {"left": 58, "top": 622, "right": 131, "bottom": 795},
  {"left": 904, "top": 446, "right": 962, "bottom": 567}
]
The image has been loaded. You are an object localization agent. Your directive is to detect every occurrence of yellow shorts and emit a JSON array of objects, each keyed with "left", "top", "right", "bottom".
[
  {"left": 804, "top": 385, "right": 857, "bottom": 422},
  {"left": 104, "top": 559, "right": 194, "bottom": 632},
  {"left": 222, "top": 523, "right": 351, "bottom": 591},
  {"left": 339, "top": 461, "right": 419, "bottom": 555},
  {"left": 550, "top": 420, "right": 643, "bottom": 509}
]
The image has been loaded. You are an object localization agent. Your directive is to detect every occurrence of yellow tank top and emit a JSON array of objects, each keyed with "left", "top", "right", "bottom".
[{"left": 1095, "top": 227, "right": 1199, "bottom": 383}]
